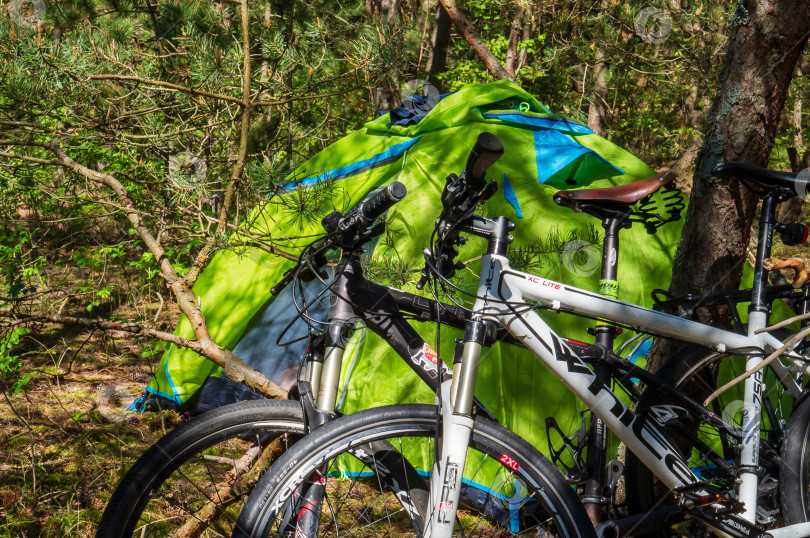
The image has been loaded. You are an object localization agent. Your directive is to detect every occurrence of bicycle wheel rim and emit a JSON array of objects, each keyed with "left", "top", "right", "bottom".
[
  {"left": 234, "top": 404, "right": 594, "bottom": 538},
  {"left": 98, "top": 400, "right": 305, "bottom": 538}
]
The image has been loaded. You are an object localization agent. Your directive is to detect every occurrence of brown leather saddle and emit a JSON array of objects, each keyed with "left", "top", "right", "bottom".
[{"left": 554, "top": 171, "right": 676, "bottom": 207}]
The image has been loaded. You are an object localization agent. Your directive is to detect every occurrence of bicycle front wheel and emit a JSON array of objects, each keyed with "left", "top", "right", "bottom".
[
  {"left": 97, "top": 399, "right": 305, "bottom": 538},
  {"left": 232, "top": 403, "right": 595, "bottom": 538}
]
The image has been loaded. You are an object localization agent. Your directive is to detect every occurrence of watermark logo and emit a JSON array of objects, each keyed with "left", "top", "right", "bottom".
[
  {"left": 168, "top": 151, "right": 207, "bottom": 189},
  {"left": 399, "top": 79, "right": 440, "bottom": 115},
  {"left": 8, "top": 0, "right": 46, "bottom": 29},
  {"left": 635, "top": 7, "right": 673, "bottom": 45},
  {"left": 794, "top": 167, "right": 810, "bottom": 200},
  {"left": 561, "top": 240, "right": 601, "bottom": 277},
  {"left": 721, "top": 399, "right": 744, "bottom": 429},
  {"left": 96, "top": 383, "right": 140, "bottom": 424},
  {"left": 490, "top": 474, "right": 531, "bottom": 512}
]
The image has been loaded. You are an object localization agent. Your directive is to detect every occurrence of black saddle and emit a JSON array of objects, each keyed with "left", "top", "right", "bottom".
[{"left": 712, "top": 162, "right": 803, "bottom": 197}]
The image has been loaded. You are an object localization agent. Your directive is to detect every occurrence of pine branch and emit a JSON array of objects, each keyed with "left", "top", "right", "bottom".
[{"left": 90, "top": 75, "right": 245, "bottom": 105}]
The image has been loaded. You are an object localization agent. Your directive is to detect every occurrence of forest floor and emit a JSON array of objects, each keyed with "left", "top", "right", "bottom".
[{"left": 0, "top": 321, "right": 183, "bottom": 537}]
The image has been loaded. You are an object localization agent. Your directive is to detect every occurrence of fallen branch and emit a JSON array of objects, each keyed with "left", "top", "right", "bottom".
[
  {"left": 171, "top": 435, "right": 286, "bottom": 538},
  {"left": 39, "top": 142, "right": 286, "bottom": 399}
]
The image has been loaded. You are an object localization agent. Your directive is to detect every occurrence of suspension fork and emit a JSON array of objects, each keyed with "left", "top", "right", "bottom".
[
  {"left": 425, "top": 319, "right": 490, "bottom": 538},
  {"left": 314, "top": 251, "right": 363, "bottom": 413},
  {"left": 295, "top": 252, "right": 362, "bottom": 538},
  {"left": 424, "top": 218, "right": 513, "bottom": 538}
]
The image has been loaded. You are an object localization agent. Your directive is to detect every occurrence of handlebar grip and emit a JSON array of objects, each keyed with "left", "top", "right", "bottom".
[
  {"left": 270, "top": 269, "right": 295, "bottom": 296},
  {"left": 359, "top": 181, "right": 407, "bottom": 222},
  {"left": 464, "top": 132, "right": 504, "bottom": 189}
]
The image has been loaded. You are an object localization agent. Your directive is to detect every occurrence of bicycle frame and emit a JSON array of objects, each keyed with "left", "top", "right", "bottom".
[
  {"left": 425, "top": 216, "right": 810, "bottom": 538},
  {"left": 301, "top": 250, "right": 523, "bottom": 416}
]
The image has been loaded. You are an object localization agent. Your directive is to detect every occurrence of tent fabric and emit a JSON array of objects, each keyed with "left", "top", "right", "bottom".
[{"left": 141, "top": 80, "right": 687, "bottom": 465}]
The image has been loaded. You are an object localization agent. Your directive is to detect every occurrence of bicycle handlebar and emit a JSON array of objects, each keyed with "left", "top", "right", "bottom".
[
  {"left": 338, "top": 181, "right": 407, "bottom": 232},
  {"left": 270, "top": 181, "right": 408, "bottom": 295},
  {"left": 463, "top": 132, "right": 504, "bottom": 190},
  {"left": 417, "top": 132, "right": 503, "bottom": 289}
]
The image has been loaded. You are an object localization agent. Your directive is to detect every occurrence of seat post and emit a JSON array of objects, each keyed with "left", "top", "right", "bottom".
[
  {"left": 599, "top": 217, "right": 623, "bottom": 296},
  {"left": 750, "top": 194, "right": 777, "bottom": 315},
  {"left": 582, "top": 215, "right": 624, "bottom": 522}
]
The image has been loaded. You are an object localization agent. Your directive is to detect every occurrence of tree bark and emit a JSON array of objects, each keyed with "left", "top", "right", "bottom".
[
  {"left": 647, "top": 0, "right": 810, "bottom": 373},
  {"left": 426, "top": 3, "right": 451, "bottom": 90},
  {"left": 505, "top": 7, "right": 525, "bottom": 78},
  {"left": 586, "top": 46, "right": 609, "bottom": 136},
  {"left": 438, "top": 0, "right": 510, "bottom": 80},
  {"left": 794, "top": 63, "right": 804, "bottom": 149}
]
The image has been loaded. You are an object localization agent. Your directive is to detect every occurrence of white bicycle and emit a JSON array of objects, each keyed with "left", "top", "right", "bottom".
[{"left": 232, "top": 133, "right": 810, "bottom": 538}]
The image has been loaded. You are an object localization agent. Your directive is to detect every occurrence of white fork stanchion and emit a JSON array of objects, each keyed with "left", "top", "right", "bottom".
[{"left": 424, "top": 380, "right": 474, "bottom": 538}]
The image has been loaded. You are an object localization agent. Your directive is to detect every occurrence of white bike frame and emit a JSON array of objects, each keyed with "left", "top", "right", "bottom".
[{"left": 424, "top": 251, "right": 810, "bottom": 538}]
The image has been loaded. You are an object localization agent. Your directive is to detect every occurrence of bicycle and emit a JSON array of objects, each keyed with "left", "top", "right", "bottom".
[
  {"left": 97, "top": 175, "right": 573, "bottom": 537},
  {"left": 232, "top": 133, "right": 810, "bottom": 538},
  {"left": 98, "top": 142, "right": 671, "bottom": 537}
]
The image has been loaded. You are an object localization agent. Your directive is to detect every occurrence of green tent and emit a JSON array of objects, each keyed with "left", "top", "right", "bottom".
[{"left": 135, "top": 80, "right": 686, "bottom": 461}]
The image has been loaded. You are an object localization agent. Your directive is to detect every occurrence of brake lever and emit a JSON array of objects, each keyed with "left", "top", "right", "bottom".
[
  {"left": 337, "top": 221, "right": 386, "bottom": 251},
  {"left": 480, "top": 179, "right": 498, "bottom": 202}
]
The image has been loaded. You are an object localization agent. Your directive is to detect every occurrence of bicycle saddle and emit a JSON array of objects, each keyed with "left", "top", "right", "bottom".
[
  {"left": 712, "top": 162, "right": 801, "bottom": 194},
  {"left": 553, "top": 171, "right": 676, "bottom": 208}
]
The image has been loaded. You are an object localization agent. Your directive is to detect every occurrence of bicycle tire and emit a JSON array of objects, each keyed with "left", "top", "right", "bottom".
[
  {"left": 625, "top": 334, "right": 799, "bottom": 535},
  {"left": 96, "top": 399, "right": 305, "bottom": 538},
  {"left": 232, "top": 403, "right": 596, "bottom": 538},
  {"left": 779, "top": 390, "right": 810, "bottom": 523}
]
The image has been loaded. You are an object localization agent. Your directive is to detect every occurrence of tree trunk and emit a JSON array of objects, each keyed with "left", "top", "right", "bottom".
[
  {"left": 381, "top": 0, "right": 400, "bottom": 24},
  {"left": 426, "top": 3, "right": 451, "bottom": 90},
  {"left": 260, "top": 3, "right": 272, "bottom": 82},
  {"left": 516, "top": 6, "right": 533, "bottom": 74},
  {"left": 647, "top": 0, "right": 810, "bottom": 373},
  {"left": 586, "top": 0, "right": 611, "bottom": 136},
  {"left": 371, "top": 0, "right": 401, "bottom": 113},
  {"left": 794, "top": 63, "right": 804, "bottom": 149},
  {"left": 587, "top": 46, "right": 609, "bottom": 136},
  {"left": 367, "top": 0, "right": 400, "bottom": 23},
  {"left": 505, "top": 7, "right": 525, "bottom": 78},
  {"left": 438, "top": 0, "right": 510, "bottom": 80}
]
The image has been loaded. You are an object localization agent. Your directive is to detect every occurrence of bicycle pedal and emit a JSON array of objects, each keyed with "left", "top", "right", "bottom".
[
  {"left": 675, "top": 481, "right": 742, "bottom": 514},
  {"left": 685, "top": 504, "right": 764, "bottom": 538}
]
